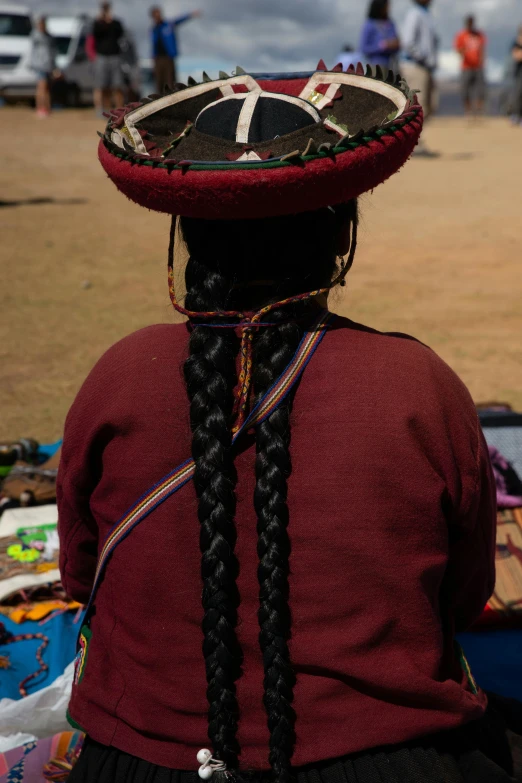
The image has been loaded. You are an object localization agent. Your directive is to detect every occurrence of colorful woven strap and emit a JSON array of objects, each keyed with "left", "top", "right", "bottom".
[{"left": 81, "top": 310, "right": 335, "bottom": 626}]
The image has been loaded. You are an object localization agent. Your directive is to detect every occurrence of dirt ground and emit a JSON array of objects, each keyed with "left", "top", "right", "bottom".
[{"left": 1, "top": 107, "right": 521, "bottom": 442}]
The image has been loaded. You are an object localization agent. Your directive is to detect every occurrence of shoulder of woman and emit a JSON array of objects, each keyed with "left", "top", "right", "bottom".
[
  {"left": 328, "top": 317, "right": 472, "bottom": 399},
  {"left": 86, "top": 323, "right": 188, "bottom": 381}
]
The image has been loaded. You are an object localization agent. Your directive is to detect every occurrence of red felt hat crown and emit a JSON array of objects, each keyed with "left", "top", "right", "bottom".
[{"left": 98, "top": 61, "right": 423, "bottom": 219}]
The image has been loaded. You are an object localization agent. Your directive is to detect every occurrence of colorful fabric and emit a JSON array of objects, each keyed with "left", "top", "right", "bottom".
[
  {"left": 481, "top": 508, "right": 522, "bottom": 622},
  {"left": 489, "top": 446, "right": 522, "bottom": 508},
  {"left": 0, "top": 732, "right": 83, "bottom": 783},
  {"left": 480, "top": 411, "right": 522, "bottom": 479},
  {"left": 0, "top": 623, "right": 49, "bottom": 698},
  {"left": 458, "top": 630, "right": 522, "bottom": 702},
  {"left": 0, "top": 613, "right": 82, "bottom": 701},
  {"left": 6, "top": 601, "right": 82, "bottom": 626},
  {"left": 73, "top": 627, "right": 90, "bottom": 686},
  {"left": 0, "top": 535, "right": 58, "bottom": 585}
]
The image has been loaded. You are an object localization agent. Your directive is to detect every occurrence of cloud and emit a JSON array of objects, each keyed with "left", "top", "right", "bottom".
[{"left": 25, "top": 0, "right": 521, "bottom": 78}]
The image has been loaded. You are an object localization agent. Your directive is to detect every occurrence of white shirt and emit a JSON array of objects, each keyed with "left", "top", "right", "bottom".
[{"left": 402, "top": 5, "right": 438, "bottom": 70}]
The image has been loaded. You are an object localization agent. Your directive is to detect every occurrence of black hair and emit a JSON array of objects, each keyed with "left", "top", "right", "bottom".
[
  {"left": 368, "top": 0, "right": 389, "bottom": 20},
  {"left": 180, "top": 202, "right": 358, "bottom": 781}
]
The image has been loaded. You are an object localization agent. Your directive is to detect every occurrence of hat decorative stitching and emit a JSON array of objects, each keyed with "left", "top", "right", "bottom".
[{"left": 98, "top": 60, "right": 423, "bottom": 219}]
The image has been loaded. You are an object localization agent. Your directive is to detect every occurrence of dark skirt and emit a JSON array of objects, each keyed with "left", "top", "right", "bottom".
[{"left": 68, "top": 694, "right": 522, "bottom": 783}]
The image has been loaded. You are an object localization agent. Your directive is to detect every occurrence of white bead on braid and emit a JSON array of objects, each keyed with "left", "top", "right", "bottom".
[{"left": 197, "top": 749, "right": 227, "bottom": 779}]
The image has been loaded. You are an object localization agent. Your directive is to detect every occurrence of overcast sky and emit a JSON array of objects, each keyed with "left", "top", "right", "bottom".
[{"left": 28, "top": 0, "right": 521, "bottom": 79}]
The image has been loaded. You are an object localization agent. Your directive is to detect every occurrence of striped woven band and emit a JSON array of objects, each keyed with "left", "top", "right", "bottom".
[{"left": 82, "top": 309, "right": 335, "bottom": 623}]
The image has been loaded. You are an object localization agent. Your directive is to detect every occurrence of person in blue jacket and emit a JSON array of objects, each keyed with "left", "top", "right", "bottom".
[
  {"left": 150, "top": 5, "right": 201, "bottom": 93},
  {"left": 359, "top": 0, "right": 400, "bottom": 70}
]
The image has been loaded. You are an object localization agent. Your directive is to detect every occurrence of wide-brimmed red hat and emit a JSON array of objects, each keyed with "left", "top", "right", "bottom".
[{"left": 98, "top": 61, "right": 423, "bottom": 219}]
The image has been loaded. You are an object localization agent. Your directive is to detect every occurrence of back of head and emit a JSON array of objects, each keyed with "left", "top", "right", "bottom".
[
  {"left": 180, "top": 205, "right": 356, "bottom": 314},
  {"left": 466, "top": 14, "right": 475, "bottom": 31},
  {"left": 368, "top": 0, "right": 388, "bottom": 20},
  {"left": 150, "top": 5, "right": 162, "bottom": 22}
]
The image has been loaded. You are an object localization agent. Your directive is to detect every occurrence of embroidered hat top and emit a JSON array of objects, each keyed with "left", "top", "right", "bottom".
[{"left": 98, "top": 61, "right": 423, "bottom": 219}]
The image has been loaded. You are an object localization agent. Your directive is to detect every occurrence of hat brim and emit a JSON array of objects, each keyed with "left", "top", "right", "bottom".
[{"left": 98, "top": 67, "right": 423, "bottom": 219}]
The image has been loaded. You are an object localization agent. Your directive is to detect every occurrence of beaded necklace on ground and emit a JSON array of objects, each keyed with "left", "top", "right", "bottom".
[{"left": 168, "top": 216, "right": 357, "bottom": 432}]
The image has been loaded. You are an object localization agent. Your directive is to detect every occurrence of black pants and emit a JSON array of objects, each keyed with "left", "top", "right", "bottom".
[{"left": 68, "top": 694, "right": 522, "bottom": 783}]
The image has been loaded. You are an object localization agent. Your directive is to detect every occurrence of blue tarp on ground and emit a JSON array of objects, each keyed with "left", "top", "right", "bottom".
[
  {"left": 0, "top": 612, "right": 80, "bottom": 701},
  {"left": 458, "top": 630, "right": 522, "bottom": 701}
]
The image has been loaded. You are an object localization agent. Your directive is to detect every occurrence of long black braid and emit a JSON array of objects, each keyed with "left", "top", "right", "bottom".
[
  {"left": 180, "top": 201, "right": 358, "bottom": 781},
  {"left": 253, "top": 314, "right": 303, "bottom": 783},
  {"left": 182, "top": 242, "right": 242, "bottom": 768}
]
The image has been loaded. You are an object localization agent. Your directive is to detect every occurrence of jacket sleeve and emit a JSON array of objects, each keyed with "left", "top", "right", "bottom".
[
  {"left": 359, "top": 22, "right": 381, "bottom": 59},
  {"left": 57, "top": 381, "right": 108, "bottom": 604},
  {"left": 445, "top": 421, "right": 497, "bottom": 632},
  {"left": 174, "top": 14, "right": 193, "bottom": 26}
]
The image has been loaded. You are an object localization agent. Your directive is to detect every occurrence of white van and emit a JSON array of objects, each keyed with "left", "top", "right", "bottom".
[
  {"left": 0, "top": 4, "right": 32, "bottom": 97},
  {"left": 0, "top": 7, "right": 140, "bottom": 105}
]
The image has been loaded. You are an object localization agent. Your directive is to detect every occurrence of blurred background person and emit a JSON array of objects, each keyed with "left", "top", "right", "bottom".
[
  {"left": 511, "top": 24, "right": 522, "bottom": 125},
  {"left": 359, "top": 0, "right": 400, "bottom": 72},
  {"left": 401, "top": 0, "right": 438, "bottom": 119},
  {"left": 150, "top": 5, "right": 201, "bottom": 93},
  {"left": 29, "top": 16, "right": 57, "bottom": 118},
  {"left": 454, "top": 15, "right": 487, "bottom": 116},
  {"left": 92, "top": 2, "right": 125, "bottom": 113},
  {"left": 336, "top": 43, "right": 361, "bottom": 71},
  {"left": 401, "top": 0, "right": 438, "bottom": 155}
]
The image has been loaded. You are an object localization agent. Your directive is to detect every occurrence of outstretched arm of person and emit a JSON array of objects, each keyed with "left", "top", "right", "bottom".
[{"left": 174, "top": 10, "right": 201, "bottom": 26}]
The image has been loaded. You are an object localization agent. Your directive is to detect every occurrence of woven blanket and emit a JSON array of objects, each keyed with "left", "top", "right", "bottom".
[{"left": 0, "top": 731, "right": 83, "bottom": 782}]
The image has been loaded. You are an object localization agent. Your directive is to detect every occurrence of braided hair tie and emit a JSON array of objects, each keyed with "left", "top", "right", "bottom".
[
  {"left": 168, "top": 215, "right": 357, "bottom": 434},
  {"left": 197, "top": 748, "right": 228, "bottom": 779}
]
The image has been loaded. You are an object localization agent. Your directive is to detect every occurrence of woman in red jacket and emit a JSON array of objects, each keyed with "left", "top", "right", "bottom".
[{"left": 59, "top": 64, "right": 521, "bottom": 782}]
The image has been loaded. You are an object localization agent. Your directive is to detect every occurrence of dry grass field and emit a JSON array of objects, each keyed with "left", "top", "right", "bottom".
[{"left": 1, "top": 107, "right": 521, "bottom": 442}]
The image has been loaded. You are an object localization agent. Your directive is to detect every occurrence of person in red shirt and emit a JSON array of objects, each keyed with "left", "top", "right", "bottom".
[
  {"left": 60, "top": 66, "right": 522, "bottom": 782},
  {"left": 455, "top": 15, "right": 487, "bottom": 115}
]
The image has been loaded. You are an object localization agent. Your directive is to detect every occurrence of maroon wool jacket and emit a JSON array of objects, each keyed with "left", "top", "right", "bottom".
[{"left": 57, "top": 316, "right": 496, "bottom": 771}]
